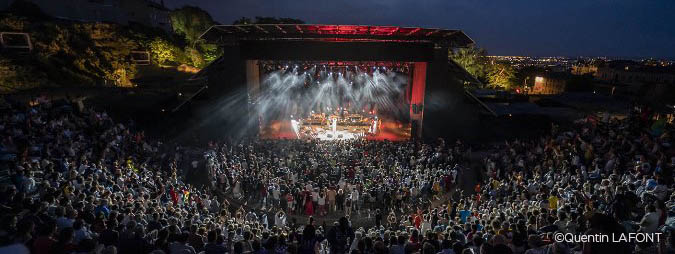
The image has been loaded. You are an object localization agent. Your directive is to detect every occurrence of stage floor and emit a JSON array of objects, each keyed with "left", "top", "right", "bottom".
[{"left": 259, "top": 119, "right": 411, "bottom": 141}]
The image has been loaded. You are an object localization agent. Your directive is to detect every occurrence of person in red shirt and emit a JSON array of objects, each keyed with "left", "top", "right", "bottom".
[
  {"left": 170, "top": 186, "right": 178, "bottom": 205},
  {"left": 51, "top": 227, "right": 77, "bottom": 254},
  {"left": 32, "top": 222, "right": 57, "bottom": 254},
  {"left": 414, "top": 213, "right": 422, "bottom": 229},
  {"left": 304, "top": 192, "right": 314, "bottom": 216}
]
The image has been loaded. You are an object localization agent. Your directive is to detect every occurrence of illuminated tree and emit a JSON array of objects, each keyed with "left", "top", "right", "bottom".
[
  {"left": 169, "top": 6, "right": 223, "bottom": 68},
  {"left": 170, "top": 6, "right": 215, "bottom": 45},
  {"left": 199, "top": 43, "right": 223, "bottom": 63},
  {"left": 488, "top": 63, "right": 517, "bottom": 89},
  {"left": 450, "top": 46, "right": 491, "bottom": 84},
  {"left": 451, "top": 46, "right": 518, "bottom": 89},
  {"left": 149, "top": 38, "right": 177, "bottom": 65}
]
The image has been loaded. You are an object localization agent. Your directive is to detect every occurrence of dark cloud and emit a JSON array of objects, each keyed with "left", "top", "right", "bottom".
[{"left": 165, "top": 0, "right": 675, "bottom": 58}]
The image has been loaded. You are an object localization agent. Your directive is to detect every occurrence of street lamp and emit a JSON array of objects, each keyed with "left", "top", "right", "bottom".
[{"left": 524, "top": 76, "right": 530, "bottom": 87}]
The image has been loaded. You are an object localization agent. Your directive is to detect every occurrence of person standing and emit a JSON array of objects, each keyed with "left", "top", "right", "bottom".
[
  {"left": 327, "top": 187, "right": 337, "bottom": 212},
  {"left": 336, "top": 189, "right": 344, "bottom": 211},
  {"left": 318, "top": 191, "right": 327, "bottom": 216},
  {"left": 345, "top": 195, "right": 352, "bottom": 216},
  {"left": 286, "top": 192, "right": 295, "bottom": 214},
  {"left": 304, "top": 192, "right": 314, "bottom": 216},
  {"left": 275, "top": 210, "right": 286, "bottom": 228},
  {"left": 351, "top": 187, "right": 360, "bottom": 214},
  {"left": 374, "top": 209, "right": 383, "bottom": 228}
]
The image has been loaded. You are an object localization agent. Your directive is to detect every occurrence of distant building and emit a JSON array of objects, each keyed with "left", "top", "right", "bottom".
[
  {"left": 531, "top": 73, "right": 570, "bottom": 95},
  {"left": 595, "top": 60, "right": 675, "bottom": 85},
  {"left": 571, "top": 64, "right": 598, "bottom": 75},
  {"left": 1, "top": 0, "right": 171, "bottom": 31}
]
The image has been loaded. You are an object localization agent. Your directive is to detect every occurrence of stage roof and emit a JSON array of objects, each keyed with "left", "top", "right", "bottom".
[{"left": 199, "top": 24, "right": 474, "bottom": 47}]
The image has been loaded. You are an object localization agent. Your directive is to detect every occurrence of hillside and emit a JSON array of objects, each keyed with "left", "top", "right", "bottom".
[{"left": 0, "top": 10, "right": 215, "bottom": 92}]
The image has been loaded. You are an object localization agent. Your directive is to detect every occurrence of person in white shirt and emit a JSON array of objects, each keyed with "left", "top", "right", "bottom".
[
  {"left": 420, "top": 214, "right": 431, "bottom": 234},
  {"left": 272, "top": 184, "right": 281, "bottom": 206},
  {"left": 275, "top": 210, "right": 286, "bottom": 228},
  {"left": 318, "top": 192, "right": 326, "bottom": 216}
]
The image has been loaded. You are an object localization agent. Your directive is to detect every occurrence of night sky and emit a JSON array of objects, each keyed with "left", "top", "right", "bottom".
[{"left": 164, "top": 0, "right": 674, "bottom": 58}]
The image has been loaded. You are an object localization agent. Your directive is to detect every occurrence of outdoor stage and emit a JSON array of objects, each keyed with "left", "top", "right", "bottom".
[
  {"left": 259, "top": 116, "right": 411, "bottom": 141},
  {"left": 187, "top": 24, "right": 478, "bottom": 140}
]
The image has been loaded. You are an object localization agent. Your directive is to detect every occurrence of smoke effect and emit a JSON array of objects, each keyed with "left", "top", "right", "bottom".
[{"left": 255, "top": 66, "right": 410, "bottom": 121}]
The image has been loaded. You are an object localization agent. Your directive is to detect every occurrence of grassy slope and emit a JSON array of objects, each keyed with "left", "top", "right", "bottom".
[{"left": 0, "top": 13, "right": 184, "bottom": 92}]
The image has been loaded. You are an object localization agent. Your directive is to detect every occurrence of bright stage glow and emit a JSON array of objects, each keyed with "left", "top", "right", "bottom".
[
  {"left": 315, "top": 130, "right": 362, "bottom": 140},
  {"left": 290, "top": 119, "right": 300, "bottom": 138},
  {"left": 255, "top": 64, "right": 409, "bottom": 123},
  {"left": 255, "top": 61, "right": 412, "bottom": 141}
]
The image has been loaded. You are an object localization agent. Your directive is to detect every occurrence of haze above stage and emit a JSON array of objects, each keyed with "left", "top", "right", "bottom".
[{"left": 189, "top": 24, "right": 482, "bottom": 140}]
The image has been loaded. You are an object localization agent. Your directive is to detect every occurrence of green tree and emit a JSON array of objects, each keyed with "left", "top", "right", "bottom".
[
  {"left": 170, "top": 6, "right": 215, "bottom": 45},
  {"left": 169, "top": 6, "right": 223, "bottom": 68},
  {"left": 450, "top": 46, "right": 519, "bottom": 89},
  {"left": 450, "top": 46, "right": 491, "bottom": 84},
  {"left": 488, "top": 63, "right": 517, "bottom": 89},
  {"left": 199, "top": 43, "right": 223, "bottom": 63},
  {"left": 149, "top": 38, "right": 178, "bottom": 65}
]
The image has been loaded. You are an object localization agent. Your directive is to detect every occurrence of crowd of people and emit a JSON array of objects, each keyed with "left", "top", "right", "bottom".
[{"left": 0, "top": 97, "right": 673, "bottom": 254}]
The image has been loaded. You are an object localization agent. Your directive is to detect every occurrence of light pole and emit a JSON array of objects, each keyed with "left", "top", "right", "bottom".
[{"left": 524, "top": 76, "right": 530, "bottom": 87}]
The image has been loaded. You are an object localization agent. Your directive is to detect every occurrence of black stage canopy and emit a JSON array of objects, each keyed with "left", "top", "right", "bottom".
[{"left": 199, "top": 24, "right": 474, "bottom": 48}]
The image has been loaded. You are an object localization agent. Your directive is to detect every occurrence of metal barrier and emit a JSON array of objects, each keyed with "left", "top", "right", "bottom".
[
  {"left": 0, "top": 32, "right": 33, "bottom": 52},
  {"left": 130, "top": 50, "right": 151, "bottom": 65}
]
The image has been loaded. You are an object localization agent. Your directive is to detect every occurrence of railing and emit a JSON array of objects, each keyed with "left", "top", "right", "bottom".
[
  {"left": 0, "top": 32, "right": 33, "bottom": 53},
  {"left": 130, "top": 50, "right": 151, "bottom": 65}
]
